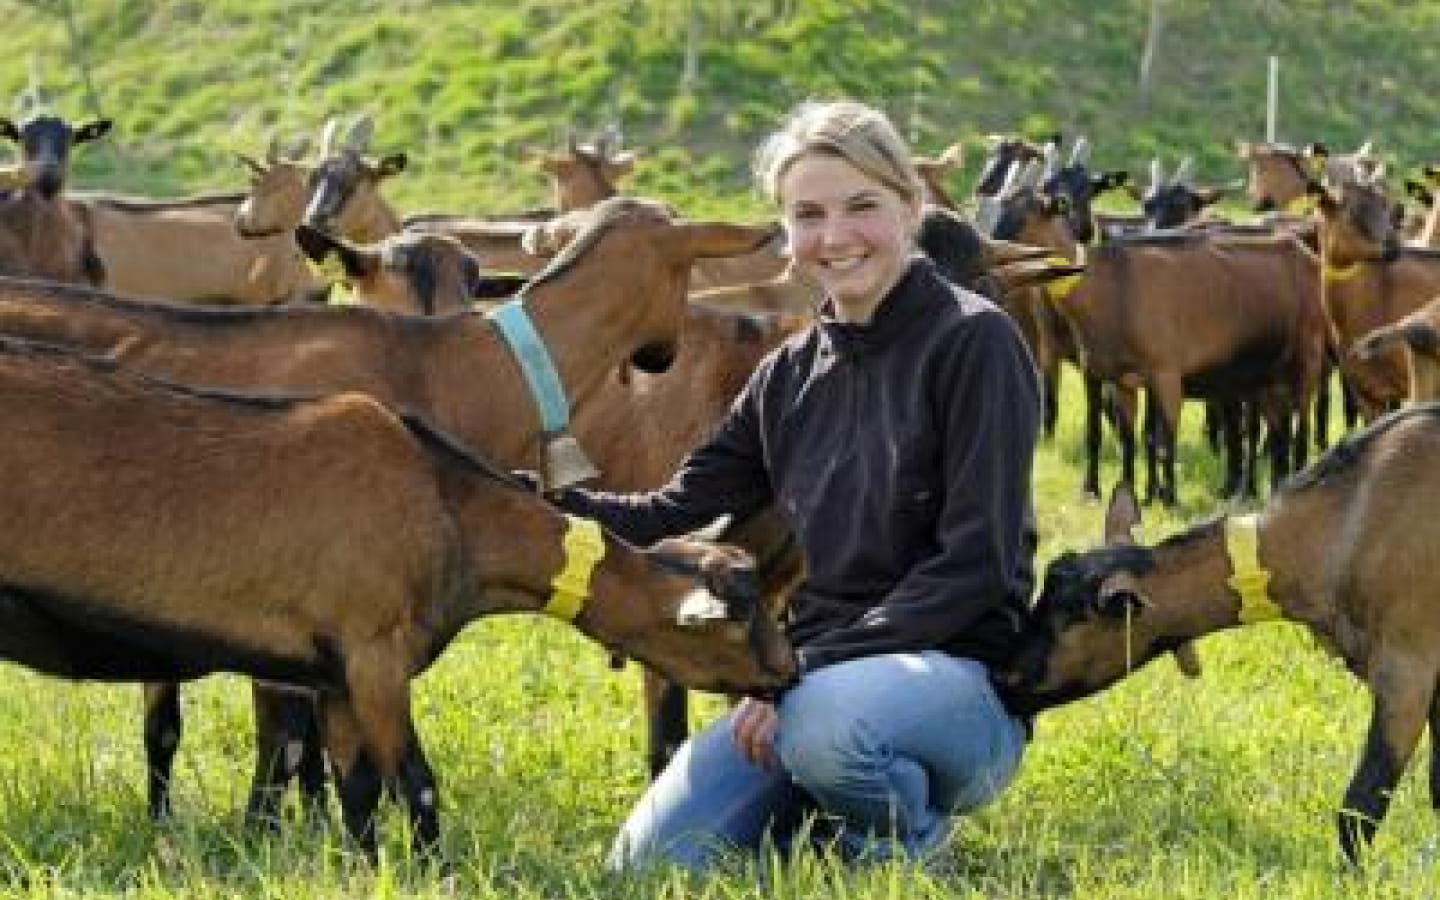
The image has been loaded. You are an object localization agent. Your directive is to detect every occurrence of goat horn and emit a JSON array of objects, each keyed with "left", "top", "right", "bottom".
[
  {"left": 1149, "top": 158, "right": 1164, "bottom": 191},
  {"left": 600, "top": 122, "right": 622, "bottom": 155},
  {"left": 1043, "top": 142, "right": 1060, "bottom": 181},
  {"left": 1019, "top": 158, "right": 1044, "bottom": 191},
  {"left": 996, "top": 159, "right": 1024, "bottom": 200},
  {"left": 1355, "top": 139, "right": 1374, "bottom": 158},
  {"left": 1069, "top": 136, "right": 1091, "bottom": 167},
  {"left": 287, "top": 135, "right": 312, "bottom": 161},
  {"left": 318, "top": 116, "right": 340, "bottom": 157},
  {"left": 1171, "top": 156, "right": 1195, "bottom": 187},
  {"left": 345, "top": 114, "right": 374, "bottom": 152}
]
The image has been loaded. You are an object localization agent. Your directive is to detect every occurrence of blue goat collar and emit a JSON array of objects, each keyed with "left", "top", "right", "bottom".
[{"left": 488, "top": 299, "right": 570, "bottom": 434}]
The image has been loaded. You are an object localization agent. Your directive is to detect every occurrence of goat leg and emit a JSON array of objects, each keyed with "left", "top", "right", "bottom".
[
  {"left": 644, "top": 669, "right": 688, "bottom": 779},
  {"left": 394, "top": 720, "right": 442, "bottom": 860},
  {"left": 321, "top": 691, "right": 385, "bottom": 860},
  {"left": 1338, "top": 675, "right": 1427, "bottom": 865},
  {"left": 1148, "top": 374, "right": 1183, "bottom": 507},
  {"left": 245, "top": 681, "right": 329, "bottom": 830},
  {"left": 1430, "top": 688, "right": 1440, "bottom": 813},
  {"left": 142, "top": 682, "right": 182, "bottom": 820},
  {"left": 1081, "top": 373, "right": 1104, "bottom": 498}
]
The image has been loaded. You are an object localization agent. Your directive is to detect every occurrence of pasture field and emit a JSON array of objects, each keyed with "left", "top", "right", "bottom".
[{"left": 0, "top": 370, "right": 1429, "bottom": 899}]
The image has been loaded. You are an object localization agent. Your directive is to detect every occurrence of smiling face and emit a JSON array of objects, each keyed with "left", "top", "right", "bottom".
[{"left": 778, "top": 153, "right": 921, "bottom": 323}]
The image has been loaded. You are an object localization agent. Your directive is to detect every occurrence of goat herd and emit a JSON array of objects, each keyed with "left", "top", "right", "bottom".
[{"left": 0, "top": 110, "right": 1437, "bottom": 868}]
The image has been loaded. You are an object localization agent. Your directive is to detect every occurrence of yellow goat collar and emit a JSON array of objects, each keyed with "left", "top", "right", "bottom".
[
  {"left": 1044, "top": 255, "right": 1083, "bottom": 301},
  {"left": 543, "top": 516, "right": 605, "bottom": 621},
  {"left": 1224, "top": 515, "right": 1281, "bottom": 624},
  {"left": 1324, "top": 260, "right": 1365, "bottom": 282}
]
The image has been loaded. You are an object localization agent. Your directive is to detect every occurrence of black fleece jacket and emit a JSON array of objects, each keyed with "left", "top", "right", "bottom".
[{"left": 553, "top": 256, "right": 1040, "bottom": 676}]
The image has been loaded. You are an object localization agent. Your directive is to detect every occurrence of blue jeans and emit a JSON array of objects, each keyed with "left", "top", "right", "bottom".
[{"left": 607, "top": 652, "right": 1027, "bottom": 872}]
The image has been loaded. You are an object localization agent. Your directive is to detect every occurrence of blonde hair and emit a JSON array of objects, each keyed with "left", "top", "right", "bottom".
[{"left": 753, "top": 100, "right": 923, "bottom": 205}]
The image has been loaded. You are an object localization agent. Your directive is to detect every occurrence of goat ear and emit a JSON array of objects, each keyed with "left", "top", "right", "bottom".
[
  {"left": 1171, "top": 641, "right": 1203, "bottom": 678},
  {"left": 1197, "top": 187, "right": 1227, "bottom": 208},
  {"left": 295, "top": 224, "right": 342, "bottom": 266},
  {"left": 936, "top": 141, "right": 964, "bottom": 168},
  {"left": 1103, "top": 482, "right": 1141, "bottom": 545},
  {"left": 605, "top": 151, "right": 638, "bottom": 174},
  {"left": 236, "top": 153, "right": 265, "bottom": 175},
  {"left": 74, "top": 119, "right": 112, "bottom": 143},
  {"left": 675, "top": 588, "right": 730, "bottom": 626},
  {"left": 376, "top": 153, "right": 407, "bottom": 178},
  {"left": 686, "top": 514, "right": 733, "bottom": 544},
  {"left": 1095, "top": 580, "right": 1146, "bottom": 618},
  {"left": 1094, "top": 170, "right": 1128, "bottom": 193},
  {"left": 1304, "top": 180, "right": 1333, "bottom": 210}
]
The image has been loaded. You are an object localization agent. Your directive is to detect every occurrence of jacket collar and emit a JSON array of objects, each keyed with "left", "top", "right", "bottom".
[{"left": 817, "top": 256, "right": 942, "bottom": 357}]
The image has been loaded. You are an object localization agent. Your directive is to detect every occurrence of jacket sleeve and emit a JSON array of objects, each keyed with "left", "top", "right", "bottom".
[
  {"left": 547, "top": 357, "right": 779, "bottom": 547},
  {"left": 796, "top": 309, "right": 1040, "bottom": 673}
]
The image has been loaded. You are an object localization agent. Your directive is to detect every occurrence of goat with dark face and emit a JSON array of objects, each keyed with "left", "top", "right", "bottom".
[
  {"left": 1038, "top": 137, "right": 1128, "bottom": 245},
  {"left": 1136, "top": 157, "right": 1229, "bottom": 231},
  {"left": 0, "top": 113, "right": 110, "bottom": 198},
  {"left": 1004, "top": 407, "right": 1440, "bottom": 866},
  {"left": 0, "top": 113, "right": 110, "bottom": 285}
]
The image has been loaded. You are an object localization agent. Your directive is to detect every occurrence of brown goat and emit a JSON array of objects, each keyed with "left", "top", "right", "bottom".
[
  {"left": 292, "top": 225, "right": 497, "bottom": 315},
  {"left": 1235, "top": 139, "right": 1379, "bottom": 213},
  {"left": 1308, "top": 172, "right": 1440, "bottom": 417},
  {"left": 1048, "top": 231, "right": 1327, "bottom": 505},
  {"left": 74, "top": 189, "right": 331, "bottom": 304},
  {"left": 0, "top": 113, "right": 108, "bottom": 286},
  {"left": 1004, "top": 408, "right": 1440, "bottom": 866},
  {"left": 0, "top": 334, "right": 793, "bottom": 857},
  {"left": 0, "top": 193, "right": 775, "bottom": 821}
]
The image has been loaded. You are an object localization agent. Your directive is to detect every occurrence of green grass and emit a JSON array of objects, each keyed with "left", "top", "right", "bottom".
[{"left": 0, "top": 370, "right": 1428, "bottom": 898}]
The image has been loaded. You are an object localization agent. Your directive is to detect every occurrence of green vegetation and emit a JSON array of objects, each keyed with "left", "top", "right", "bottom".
[
  {"left": 0, "top": 3, "right": 1433, "bottom": 895},
  {"left": 5, "top": 0, "right": 1439, "bottom": 216}
]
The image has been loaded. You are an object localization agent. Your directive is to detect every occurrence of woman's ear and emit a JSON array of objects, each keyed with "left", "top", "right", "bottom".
[{"left": 905, "top": 192, "right": 925, "bottom": 238}]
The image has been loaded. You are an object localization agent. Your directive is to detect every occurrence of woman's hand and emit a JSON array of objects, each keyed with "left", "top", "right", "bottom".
[{"left": 731, "top": 697, "right": 780, "bottom": 770}]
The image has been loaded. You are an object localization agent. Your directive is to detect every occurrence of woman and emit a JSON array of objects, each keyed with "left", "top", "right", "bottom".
[{"left": 551, "top": 99, "right": 1039, "bottom": 872}]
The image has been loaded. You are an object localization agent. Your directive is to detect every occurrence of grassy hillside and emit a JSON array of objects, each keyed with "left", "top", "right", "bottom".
[{"left": 4, "top": 0, "right": 1439, "bottom": 217}]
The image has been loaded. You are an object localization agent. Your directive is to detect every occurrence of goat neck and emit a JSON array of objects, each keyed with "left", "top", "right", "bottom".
[{"left": 437, "top": 471, "right": 795, "bottom": 696}]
